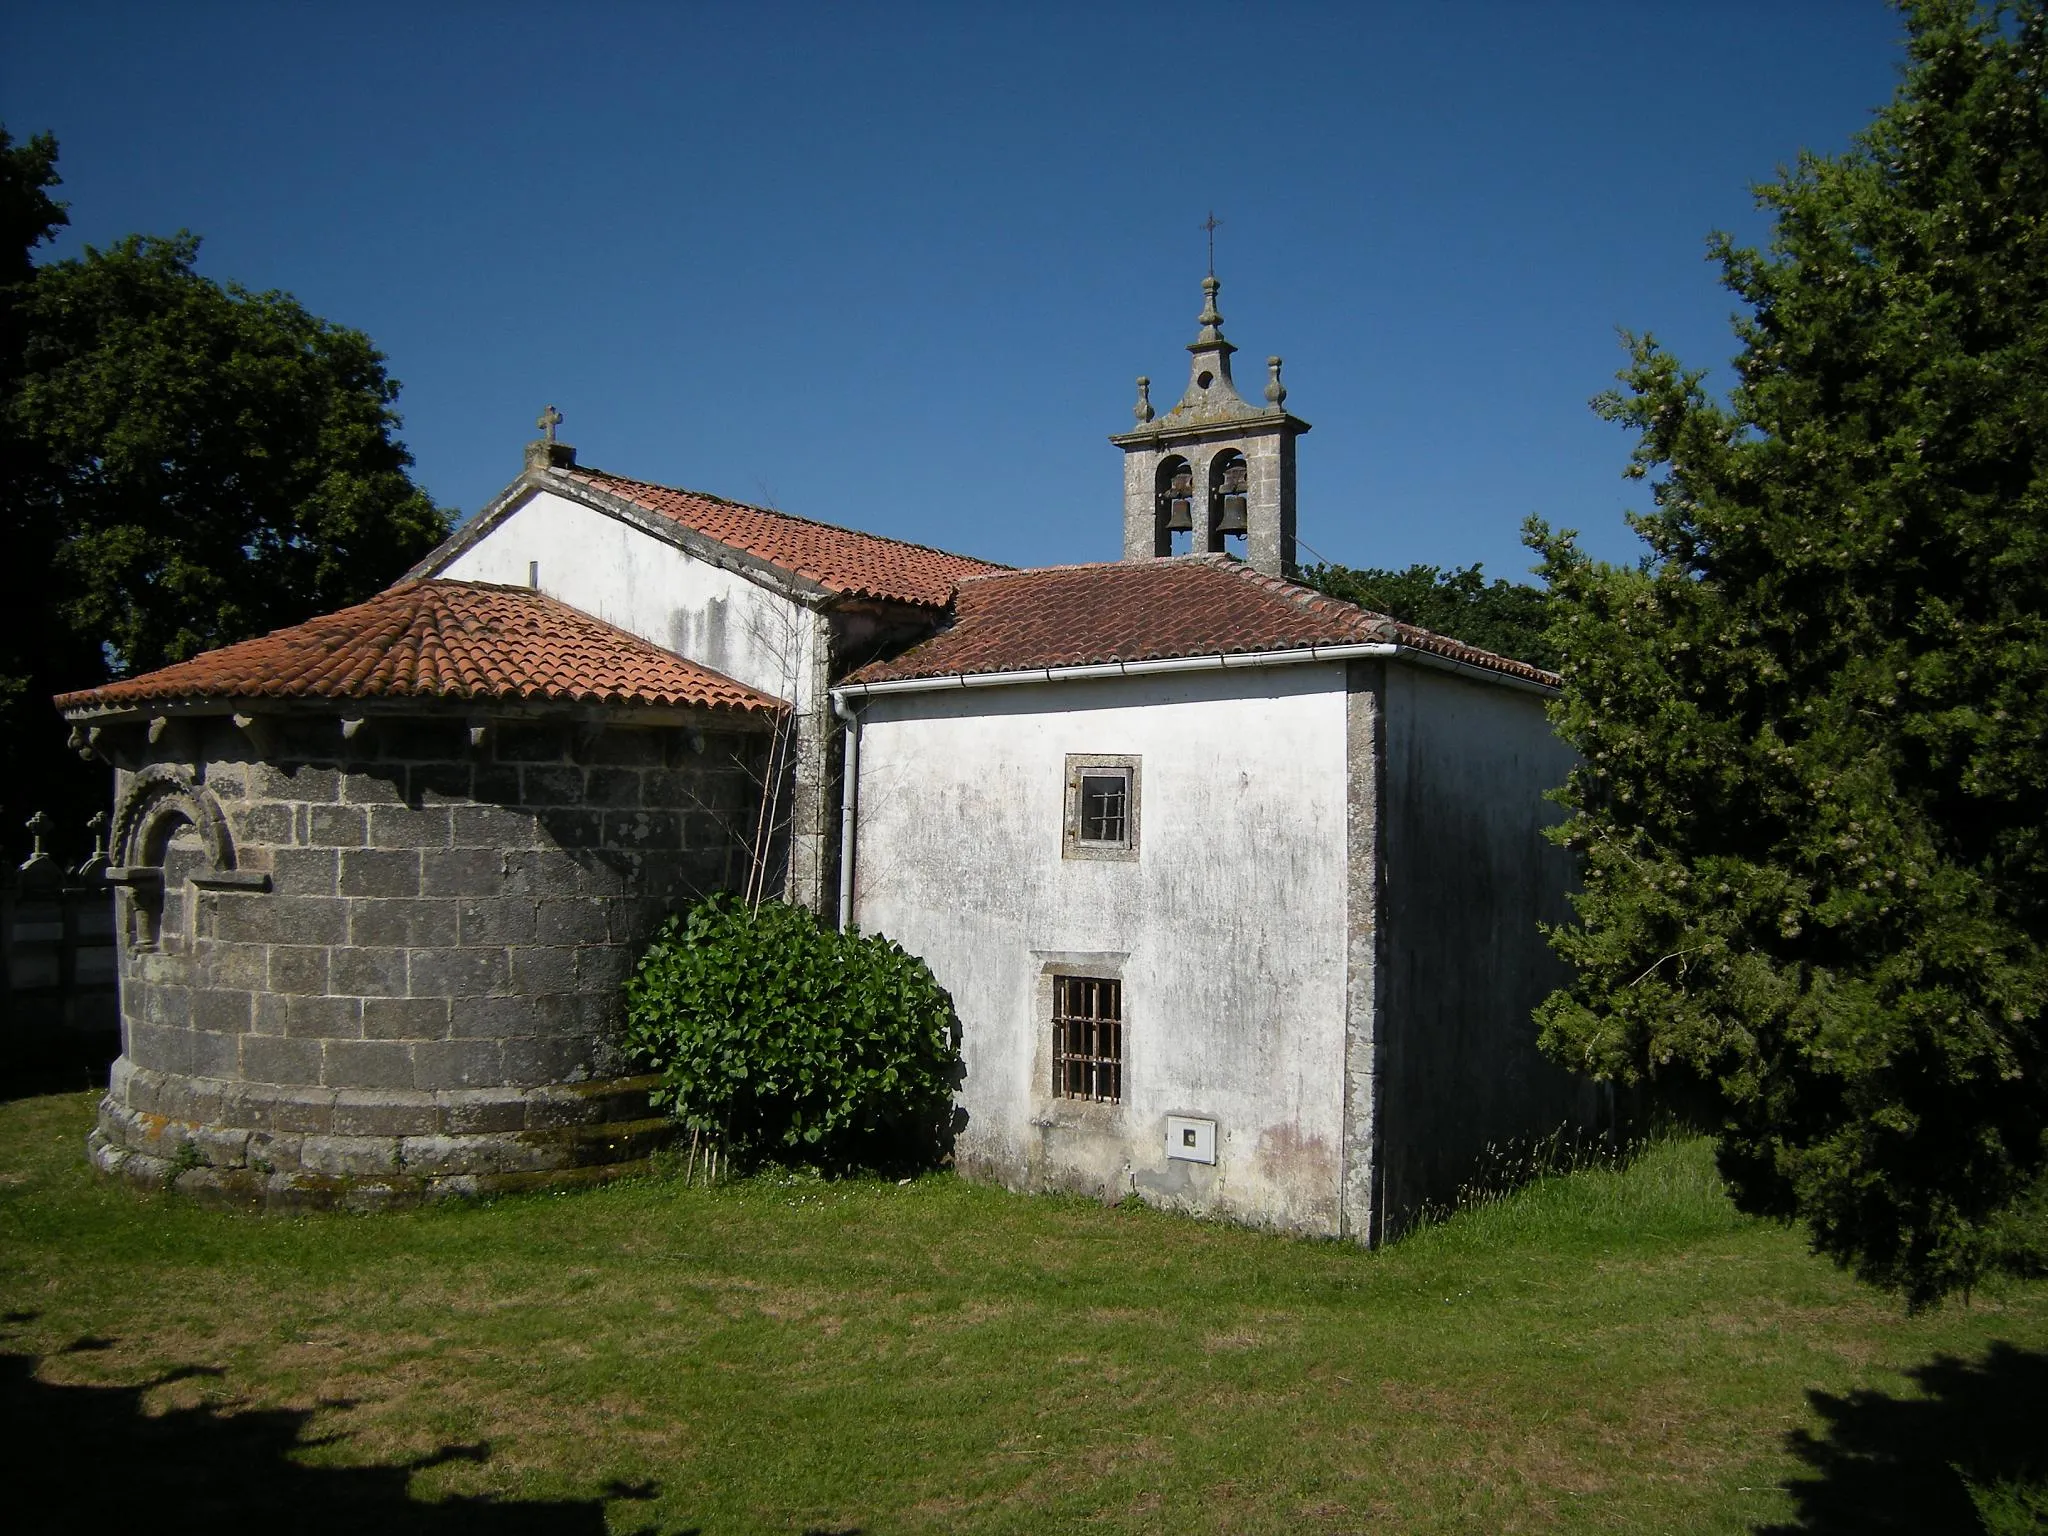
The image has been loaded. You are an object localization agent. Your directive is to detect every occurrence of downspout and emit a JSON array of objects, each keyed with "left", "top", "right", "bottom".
[{"left": 830, "top": 691, "right": 860, "bottom": 933}]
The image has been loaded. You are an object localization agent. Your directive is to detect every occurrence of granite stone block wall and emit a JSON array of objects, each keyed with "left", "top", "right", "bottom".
[{"left": 89, "top": 710, "right": 766, "bottom": 1206}]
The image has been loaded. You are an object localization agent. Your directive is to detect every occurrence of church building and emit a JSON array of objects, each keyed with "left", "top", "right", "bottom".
[{"left": 57, "top": 276, "right": 1595, "bottom": 1236}]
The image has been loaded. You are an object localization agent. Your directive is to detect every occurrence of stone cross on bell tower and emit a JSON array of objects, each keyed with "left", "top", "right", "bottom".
[{"left": 1109, "top": 268, "right": 1309, "bottom": 578}]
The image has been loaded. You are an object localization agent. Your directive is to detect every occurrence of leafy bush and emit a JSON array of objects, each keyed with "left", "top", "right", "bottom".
[{"left": 621, "top": 894, "right": 961, "bottom": 1172}]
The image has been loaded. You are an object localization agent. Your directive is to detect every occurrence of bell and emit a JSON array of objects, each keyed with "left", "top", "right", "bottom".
[
  {"left": 1162, "top": 466, "right": 1196, "bottom": 532},
  {"left": 1216, "top": 494, "right": 1249, "bottom": 536}
]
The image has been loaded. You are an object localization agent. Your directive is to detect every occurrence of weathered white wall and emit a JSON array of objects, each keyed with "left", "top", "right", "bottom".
[
  {"left": 1375, "top": 664, "right": 1592, "bottom": 1232},
  {"left": 854, "top": 665, "right": 1352, "bottom": 1234},
  {"left": 440, "top": 490, "right": 817, "bottom": 710}
]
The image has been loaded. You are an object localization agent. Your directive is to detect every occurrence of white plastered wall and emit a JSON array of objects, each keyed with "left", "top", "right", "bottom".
[
  {"left": 853, "top": 664, "right": 1352, "bottom": 1234},
  {"left": 1373, "top": 662, "right": 1590, "bottom": 1229},
  {"left": 440, "top": 489, "right": 817, "bottom": 710}
]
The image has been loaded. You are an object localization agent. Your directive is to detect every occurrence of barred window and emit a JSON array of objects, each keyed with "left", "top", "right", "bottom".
[
  {"left": 1052, "top": 975, "right": 1122, "bottom": 1103},
  {"left": 1062, "top": 754, "right": 1140, "bottom": 861},
  {"left": 1078, "top": 771, "right": 1129, "bottom": 845}
]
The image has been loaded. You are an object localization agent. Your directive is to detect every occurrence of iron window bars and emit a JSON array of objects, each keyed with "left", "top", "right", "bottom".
[
  {"left": 1063, "top": 755, "right": 1140, "bottom": 862},
  {"left": 1077, "top": 770, "right": 1130, "bottom": 846},
  {"left": 1052, "top": 975, "right": 1122, "bottom": 1103}
]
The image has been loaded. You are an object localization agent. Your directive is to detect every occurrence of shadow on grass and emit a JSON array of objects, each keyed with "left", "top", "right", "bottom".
[
  {"left": 1758, "top": 1340, "right": 2048, "bottom": 1534},
  {"left": 0, "top": 1058, "right": 110, "bottom": 1105},
  {"left": 1, "top": 1320, "right": 680, "bottom": 1535}
]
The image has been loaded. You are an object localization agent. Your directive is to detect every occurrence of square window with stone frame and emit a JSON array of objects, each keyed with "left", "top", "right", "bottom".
[
  {"left": 1062, "top": 753, "right": 1140, "bottom": 861},
  {"left": 1051, "top": 974, "right": 1122, "bottom": 1103}
]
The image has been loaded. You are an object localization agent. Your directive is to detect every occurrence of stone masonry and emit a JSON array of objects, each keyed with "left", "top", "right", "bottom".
[{"left": 89, "top": 710, "right": 764, "bottom": 1207}]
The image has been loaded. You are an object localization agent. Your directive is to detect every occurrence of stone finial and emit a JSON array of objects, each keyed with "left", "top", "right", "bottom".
[
  {"left": 525, "top": 404, "right": 577, "bottom": 472},
  {"left": 1134, "top": 377, "right": 1154, "bottom": 424},
  {"left": 1265, "top": 356, "right": 1287, "bottom": 408},
  {"left": 1196, "top": 275, "right": 1225, "bottom": 342}
]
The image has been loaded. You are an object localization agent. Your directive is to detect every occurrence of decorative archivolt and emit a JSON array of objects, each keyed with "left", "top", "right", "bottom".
[{"left": 111, "top": 765, "right": 236, "bottom": 875}]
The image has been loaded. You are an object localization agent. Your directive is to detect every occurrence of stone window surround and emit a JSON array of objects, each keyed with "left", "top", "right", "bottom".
[
  {"left": 1030, "top": 951, "right": 1129, "bottom": 1128},
  {"left": 105, "top": 765, "right": 269, "bottom": 952},
  {"left": 1050, "top": 972, "right": 1123, "bottom": 1104},
  {"left": 1061, "top": 753, "right": 1140, "bottom": 862}
]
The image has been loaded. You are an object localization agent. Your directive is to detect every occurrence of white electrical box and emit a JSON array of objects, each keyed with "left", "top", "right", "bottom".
[{"left": 1165, "top": 1115, "right": 1217, "bottom": 1165}]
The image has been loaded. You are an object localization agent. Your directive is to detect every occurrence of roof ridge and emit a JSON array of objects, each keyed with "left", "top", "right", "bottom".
[
  {"left": 568, "top": 465, "right": 1012, "bottom": 571},
  {"left": 959, "top": 559, "right": 1125, "bottom": 583},
  {"left": 962, "top": 553, "right": 1260, "bottom": 585},
  {"left": 1214, "top": 558, "right": 1392, "bottom": 633},
  {"left": 1217, "top": 561, "right": 1558, "bottom": 678}
]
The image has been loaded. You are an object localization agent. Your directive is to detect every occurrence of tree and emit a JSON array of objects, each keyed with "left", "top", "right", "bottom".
[
  {"left": 1528, "top": 0, "right": 2048, "bottom": 1304},
  {"left": 0, "top": 132, "right": 451, "bottom": 859},
  {"left": 0, "top": 127, "right": 64, "bottom": 365},
  {"left": 1299, "top": 561, "right": 1558, "bottom": 669},
  {"left": 0, "top": 128, "right": 69, "bottom": 856}
]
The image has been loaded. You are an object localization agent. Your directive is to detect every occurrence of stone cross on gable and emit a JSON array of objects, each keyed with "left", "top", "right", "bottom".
[
  {"left": 18, "top": 808, "right": 57, "bottom": 881},
  {"left": 79, "top": 809, "right": 109, "bottom": 876},
  {"left": 523, "top": 405, "right": 576, "bottom": 472}
]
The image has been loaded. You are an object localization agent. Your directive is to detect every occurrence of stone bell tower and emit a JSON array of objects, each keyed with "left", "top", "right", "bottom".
[{"left": 1110, "top": 272, "right": 1310, "bottom": 578}]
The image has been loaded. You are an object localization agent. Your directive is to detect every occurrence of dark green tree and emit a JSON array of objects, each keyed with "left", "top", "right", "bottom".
[
  {"left": 1529, "top": 0, "right": 2048, "bottom": 1304},
  {"left": 0, "top": 127, "right": 65, "bottom": 364},
  {"left": 1300, "top": 561, "right": 1558, "bottom": 669},
  {"left": 1, "top": 132, "right": 451, "bottom": 859},
  {"left": 0, "top": 128, "right": 70, "bottom": 857}
]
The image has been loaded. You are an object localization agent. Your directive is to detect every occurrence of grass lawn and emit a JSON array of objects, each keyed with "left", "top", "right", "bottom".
[{"left": 3, "top": 1089, "right": 2044, "bottom": 1534}]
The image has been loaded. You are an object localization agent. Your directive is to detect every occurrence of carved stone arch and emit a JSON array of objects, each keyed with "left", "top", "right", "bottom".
[
  {"left": 113, "top": 765, "right": 235, "bottom": 874},
  {"left": 112, "top": 767, "right": 239, "bottom": 952}
]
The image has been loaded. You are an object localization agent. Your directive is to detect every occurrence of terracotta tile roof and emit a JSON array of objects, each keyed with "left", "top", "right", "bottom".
[
  {"left": 843, "top": 555, "right": 1559, "bottom": 688},
  {"left": 564, "top": 466, "right": 1007, "bottom": 608},
  {"left": 55, "top": 580, "right": 786, "bottom": 717}
]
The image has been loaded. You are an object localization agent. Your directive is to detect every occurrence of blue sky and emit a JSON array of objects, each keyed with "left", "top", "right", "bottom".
[{"left": 10, "top": 2, "right": 1906, "bottom": 580}]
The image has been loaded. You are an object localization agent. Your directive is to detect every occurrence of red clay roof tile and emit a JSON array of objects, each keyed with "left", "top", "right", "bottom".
[
  {"left": 843, "top": 556, "right": 1558, "bottom": 688},
  {"left": 565, "top": 467, "right": 1007, "bottom": 608},
  {"left": 55, "top": 580, "right": 786, "bottom": 717}
]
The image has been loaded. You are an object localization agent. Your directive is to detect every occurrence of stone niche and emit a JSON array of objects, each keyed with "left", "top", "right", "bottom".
[{"left": 88, "top": 710, "right": 764, "bottom": 1207}]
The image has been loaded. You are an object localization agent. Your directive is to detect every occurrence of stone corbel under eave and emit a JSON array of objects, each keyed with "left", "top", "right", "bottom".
[{"left": 233, "top": 712, "right": 279, "bottom": 757}]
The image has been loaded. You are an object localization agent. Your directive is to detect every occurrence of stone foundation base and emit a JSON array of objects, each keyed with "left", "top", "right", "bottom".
[{"left": 90, "top": 1057, "right": 679, "bottom": 1210}]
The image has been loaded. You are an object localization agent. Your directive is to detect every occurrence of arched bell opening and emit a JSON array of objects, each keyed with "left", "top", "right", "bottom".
[
  {"left": 1207, "top": 450, "right": 1250, "bottom": 554},
  {"left": 1154, "top": 456, "right": 1195, "bottom": 556}
]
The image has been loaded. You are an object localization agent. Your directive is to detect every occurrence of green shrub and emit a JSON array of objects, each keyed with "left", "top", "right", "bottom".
[{"left": 620, "top": 894, "right": 962, "bottom": 1173}]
